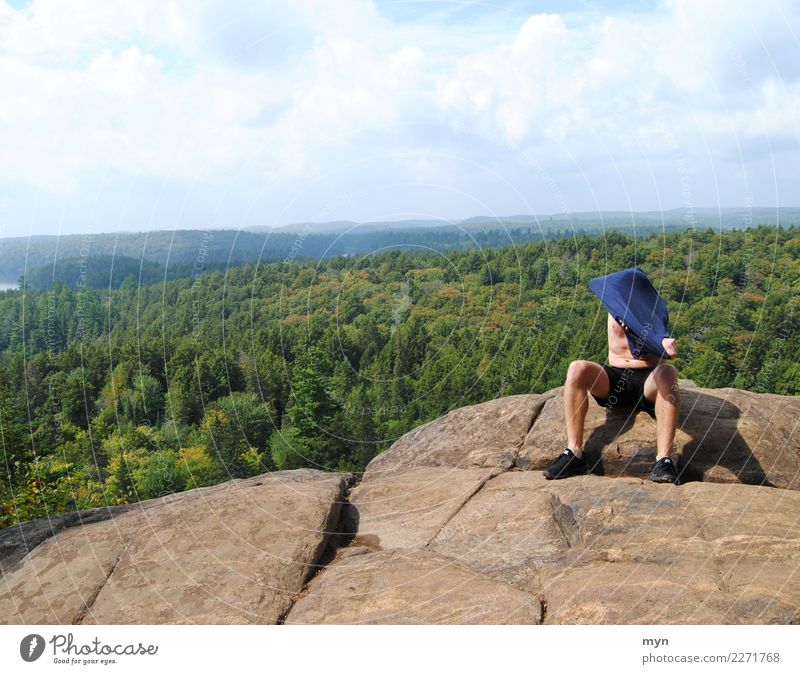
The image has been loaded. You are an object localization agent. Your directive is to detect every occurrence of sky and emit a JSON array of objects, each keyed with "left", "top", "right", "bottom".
[{"left": 0, "top": 0, "right": 798, "bottom": 237}]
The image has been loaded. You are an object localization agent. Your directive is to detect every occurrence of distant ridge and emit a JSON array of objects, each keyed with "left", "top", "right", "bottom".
[
  {"left": 2, "top": 207, "right": 797, "bottom": 286},
  {"left": 253, "top": 206, "right": 800, "bottom": 234}
]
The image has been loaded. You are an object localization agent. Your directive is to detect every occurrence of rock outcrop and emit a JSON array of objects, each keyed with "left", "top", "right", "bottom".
[
  {"left": 364, "top": 393, "right": 552, "bottom": 478},
  {"left": 295, "top": 469, "right": 799, "bottom": 624},
  {"left": 2, "top": 384, "right": 799, "bottom": 625},
  {"left": 288, "top": 382, "right": 800, "bottom": 624},
  {"left": 285, "top": 548, "right": 544, "bottom": 625},
  {"left": 0, "top": 469, "right": 351, "bottom": 624}
]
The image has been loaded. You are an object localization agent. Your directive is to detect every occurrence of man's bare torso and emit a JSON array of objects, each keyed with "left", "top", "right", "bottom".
[{"left": 606, "top": 313, "right": 663, "bottom": 368}]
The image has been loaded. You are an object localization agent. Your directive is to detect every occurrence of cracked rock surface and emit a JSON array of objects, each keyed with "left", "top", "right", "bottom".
[
  {"left": 285, "top": 548, "right": 544, "bottom": 624},
  {"left": 0, "top": 469, "right": 350, "bottom": 624},
  {"left": 288, "top": 470, "right": 800, "bottom": 624}
]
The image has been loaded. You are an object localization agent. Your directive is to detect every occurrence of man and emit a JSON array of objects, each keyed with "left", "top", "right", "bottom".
[{"left": 543, "top": 268, "right": 681, "bottom": 483}]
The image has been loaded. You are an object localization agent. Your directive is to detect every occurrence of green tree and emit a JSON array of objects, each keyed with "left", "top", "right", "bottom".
[
  {"left": 202, "top": 392, "right": 274, "bottom": 478},
  {"left": 135, "top": 451, "right": 186, "bottom": 500},
  {"left": 270, "top": 345, "right": 342, "bottom": 470},
  {"left": 119, "top": 373, "right": 164, "bottom": 425}
]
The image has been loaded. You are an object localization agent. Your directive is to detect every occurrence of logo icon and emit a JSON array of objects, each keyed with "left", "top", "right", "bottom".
[{"left": 20, "top": 634, "right": 45, "bottom": 662}]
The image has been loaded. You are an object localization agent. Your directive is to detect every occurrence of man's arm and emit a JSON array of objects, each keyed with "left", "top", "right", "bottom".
[{"left": 618, "top": 315, "right": 678, "bottom": 360}]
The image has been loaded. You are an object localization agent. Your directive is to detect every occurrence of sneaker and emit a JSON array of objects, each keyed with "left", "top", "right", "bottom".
[
  {"left": 543, "top": 448, "right": 588, "bottom": 480},
  {"left": 650, "top": 456, "right": 679, "bottom": 484}
]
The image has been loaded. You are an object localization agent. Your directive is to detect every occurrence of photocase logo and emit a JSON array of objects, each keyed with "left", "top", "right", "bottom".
[{"left": 20, "top": 634, "right": 45, "bottom": 662}]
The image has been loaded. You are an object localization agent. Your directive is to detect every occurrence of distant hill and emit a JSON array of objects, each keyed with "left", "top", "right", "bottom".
[
  {"left": 457, "top": 207, "right": 800, "bottom": 230},
  {"left": 257, "top": 207, "right": 800, "bottom": 234},
  {"left": 253, "top": 218, "right": 457, "bottom": 234},
  {"left": 2, "top": 208, "right": 797, "bottom": 288}
]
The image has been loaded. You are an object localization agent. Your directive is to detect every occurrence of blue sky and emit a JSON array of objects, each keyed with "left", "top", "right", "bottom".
[{"left": 0, "top": 0, "right": 798, "bottom": 237}]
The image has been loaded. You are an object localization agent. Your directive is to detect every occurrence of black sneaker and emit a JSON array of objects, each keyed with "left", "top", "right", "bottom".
[
  {"left": 650, "top": 456, "right": 679, "bottom": 484},
  {"left": 543, "top": 448, "right": 588, "bottom": 480}
]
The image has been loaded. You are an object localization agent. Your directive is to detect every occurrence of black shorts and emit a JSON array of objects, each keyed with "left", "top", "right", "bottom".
[{"left": 590, "top": 364, "right": 656, "bottom": 413}]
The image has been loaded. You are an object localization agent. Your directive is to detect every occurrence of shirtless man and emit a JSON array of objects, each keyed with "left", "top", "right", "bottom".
[{"left": 543, "top": 313, "right": 681, "bottom": 483}]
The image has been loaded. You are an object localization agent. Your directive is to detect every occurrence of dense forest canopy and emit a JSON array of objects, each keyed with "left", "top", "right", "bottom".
[{"left": 1, "top": 225, "right": 797, "bottom": 527}]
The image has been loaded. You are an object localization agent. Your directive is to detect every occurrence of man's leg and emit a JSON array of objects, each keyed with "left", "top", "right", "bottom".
[
  {"left": 642, "top": 363, "right": 681, "bottom": 459},
  {"left": 543, "top": 360, "right": 611, "bottom": 479},
  {"left": 564, "top": 360, "right": 611, "bottom": 457}
]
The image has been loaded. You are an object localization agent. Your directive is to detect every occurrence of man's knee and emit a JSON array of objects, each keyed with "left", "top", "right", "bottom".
[
  {"left": 566, "top": 360, "right": 596, "bottom": 386},
  {"left": 652, "top": 363, "right": 680, "bottom": 404},
  {"left": 653, "top": 363, "right": 678, "bottom": 387}
]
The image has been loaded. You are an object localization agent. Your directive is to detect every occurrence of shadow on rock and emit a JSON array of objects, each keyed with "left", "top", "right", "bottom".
[{"left": 583, "top": 387, "right": 776, "bottom": 486}]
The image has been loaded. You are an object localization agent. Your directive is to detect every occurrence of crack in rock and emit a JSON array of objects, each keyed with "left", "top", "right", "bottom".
[
  {"left": 74, "top": 539, "right": 131, "bottom": 625},
  {"left": 277, "top": 475, "right": 356, "bottom": 624},
  {"left": 424, "top": 468, "right": 505, "bottom": 547}
]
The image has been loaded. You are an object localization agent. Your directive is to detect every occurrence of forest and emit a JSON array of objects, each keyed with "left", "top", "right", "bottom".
[{"left": 1, "top": 224, "right": 798, "bottom": 527}]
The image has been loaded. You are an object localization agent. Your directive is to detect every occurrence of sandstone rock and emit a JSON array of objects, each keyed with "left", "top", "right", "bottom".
[
  {"left": 516, "top": 386, "right": 800, "bottom": 489},
  {"left": 536, "top": 475, "right": 727, "bottom": 623},
  {"left": 537, "top": 476, "right": 800, "bottom": 624},
  {"left": 0, "top": 469, "right": 350, "bottom": 624},
  {"left": 285, "top": 549, "right": 544, "bottom": 624},
  {"left": 0, "top": 505, "right": 131, "bottom": 577},
  {"left": 339, "top": 466, "right": 800, "bottom": 624},
  {"left": 679, "top": 481, "right": 800, "bottom": 624},
  {"left": 0, "top": 511, "right": 146, "bottom": 625},
  {"left": 344, "top": 466, "right": 500, "bottom": 550},
  {"left": 428, "top": 472, "right": 564, "bottom": 594},
  {"left": 364, "top": 393, "right": 553, "bottom": 480}
]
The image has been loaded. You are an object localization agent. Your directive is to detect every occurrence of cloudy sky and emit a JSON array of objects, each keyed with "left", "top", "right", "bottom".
[{"left": 0, "top": 0, "right": 798, "bottom": 236}]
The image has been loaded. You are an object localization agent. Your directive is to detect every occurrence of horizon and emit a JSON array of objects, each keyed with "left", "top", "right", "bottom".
[
  {"left": 1, "top": 205, "right": 798, "bottom": 241},
  {"left": 0, "top": 1, "right": 798, "bottom": 237}
]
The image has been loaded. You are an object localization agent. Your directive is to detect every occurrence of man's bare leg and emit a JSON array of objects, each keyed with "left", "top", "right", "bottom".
[
  {"left": 643, "top": 363, "right": 681, "bottom": 459},
  {"left": 564, "top": 360, "right": 611, "bottom": 457}
]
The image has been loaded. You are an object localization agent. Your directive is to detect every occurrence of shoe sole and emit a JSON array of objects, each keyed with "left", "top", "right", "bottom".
[
  {"left": 543, "top": 468, "right": 588, "bottom": 480},
  {"left": 649, "top": 475, "right": 678, "bottom": 484}
]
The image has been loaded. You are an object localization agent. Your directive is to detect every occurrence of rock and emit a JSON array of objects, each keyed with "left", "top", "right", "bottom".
[
  {"left": 284, "top": 549, "right": 544, "bottom": 624},
  {"left": 534, "top": 475, "right": 726, "bottom": 623},
  {"left": 516, "top": 386, "right": 800, "bottom": 489},
  {"left": 345, "top": 466, "right": 500, "bottom": 550},
  {"left": 320, "top": 466, "right": 800, "bottom": 624},
  {"left": 0, "top": 505, "right": 131, "bottom": 577},
  {"left": 0, "top": 511, "right": 146, "bottom": 625},
  {"left": 0, "top": 469, "right": 351, "bottom": 624},
  {"left": 427, "top": 472, "right": 569, "bottom": 594},
  {"left": 537, "top": 476, "right": 800, "bottom": 624},
  {"left": 364, "top": 393, "right": 553, "bottom": 480},
  {"left": 679, "top": 481, "right": 800, "bottom": 624}
]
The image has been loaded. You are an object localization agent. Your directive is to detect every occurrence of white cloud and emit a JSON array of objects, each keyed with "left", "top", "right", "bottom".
[
  {"left": 0, "top": 0, "right": 798, "bottom": 235},
  {"left": 438, "top": 2, "right": 800, "bottom": 184}
]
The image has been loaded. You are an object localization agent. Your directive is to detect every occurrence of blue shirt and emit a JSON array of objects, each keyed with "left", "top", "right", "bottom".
[{"left": 588, "top": 267, "right": 672, "bottom": 359}]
